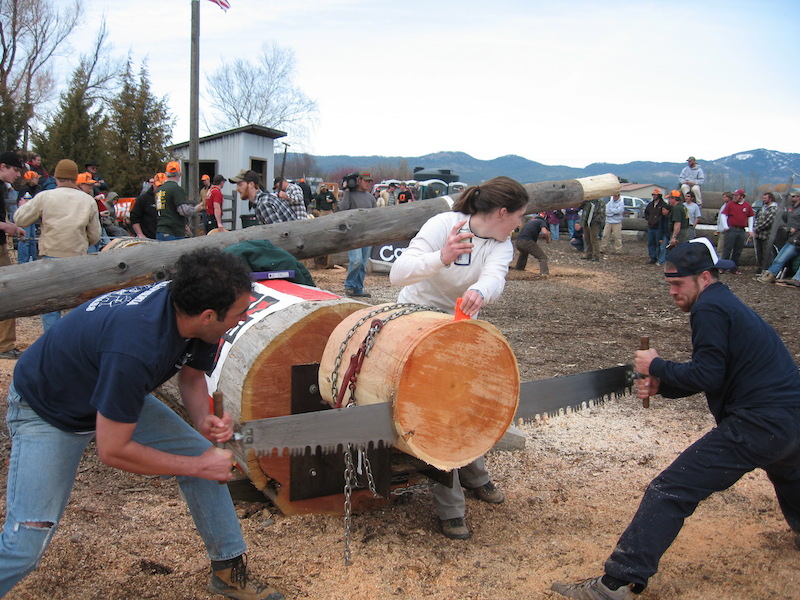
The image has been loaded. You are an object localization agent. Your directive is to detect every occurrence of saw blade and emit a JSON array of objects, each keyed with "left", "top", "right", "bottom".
[
  {"left": 240, "top": 365, "right": 635, "bottom": 457},
  {"left": 240, "top": 402, "right": 397, "bottom": 458},
  {"left": 515, "top": 364, "right": 633, "bottom": 422}
]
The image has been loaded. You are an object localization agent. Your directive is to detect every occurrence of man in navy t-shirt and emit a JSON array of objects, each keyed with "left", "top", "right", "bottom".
[
  {"left": 0, "top": 248, "right": 285, "bottom": 600},
  {"left": 553, "top": 239, "right": 800, "bottom": 600}
]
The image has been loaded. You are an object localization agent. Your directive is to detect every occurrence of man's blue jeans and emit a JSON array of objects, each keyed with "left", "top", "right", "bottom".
[
  {"left": 345, "top": 246, "right": 371, "bottom": 293},
  {"left": 646, "top": 228, "right": 666, "bottom": 264},
  {"left": 768, "top": 242, "right": 800, "bottom": 280},
  {"left": 604, "top": 407, "right": 800, "bottom": 589},
  {"left": 156, "top": 232, "right": 184, "bottom": 242},
  {"left": 16, "top": 225, "right": 37, "bottom": 264},
  {"left": 0, "top": 385, "right": 247, "bottom": 595}
]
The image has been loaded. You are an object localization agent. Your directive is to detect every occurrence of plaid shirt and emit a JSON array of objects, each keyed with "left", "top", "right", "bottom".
[
  {"left": 754, "top": 203, "right": 778, "bottom": 240},
  {"left": 284, "top": 183, "right": 309, "bottom": 219},
  {"left": 254, "top": 189, "right": 297, "bottom": 225}
]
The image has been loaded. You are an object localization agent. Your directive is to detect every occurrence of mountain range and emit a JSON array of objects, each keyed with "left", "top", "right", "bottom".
[{"left": 303, "top": 148, "right": 800, "bottom": 191}]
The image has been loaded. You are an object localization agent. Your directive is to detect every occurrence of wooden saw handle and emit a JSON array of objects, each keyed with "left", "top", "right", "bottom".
[
  {"left": 212, "top": 391, "right": 227, "bottom": 484},
  {"left": 212, "top": 391, "right": 224, "bottom": 424},
  {"left": 640, "top": 337, "right": 650, "bottom": 408}
]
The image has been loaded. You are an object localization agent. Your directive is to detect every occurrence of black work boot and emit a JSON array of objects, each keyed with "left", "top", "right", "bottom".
[{"left": 208, "top": 555, "right": 284, "bottom": 600}]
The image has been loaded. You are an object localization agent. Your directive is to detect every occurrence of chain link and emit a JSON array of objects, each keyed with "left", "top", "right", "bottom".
[
  {"left": 330, "top": 303, "right": 446, "bottom": 406},
  {"left": 343, "top": 443, "right": 356, "bottom": 566},
  {"left": 390, "top": 480, "right": 433, "bottom": 496},
  {"left": 335, "top": 303, "right": 446, "bottom": 566}
]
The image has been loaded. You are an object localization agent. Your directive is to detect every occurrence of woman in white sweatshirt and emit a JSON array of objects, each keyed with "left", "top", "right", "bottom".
[{"left": 389, "top": 175, "right": 529, "bottom": 540}]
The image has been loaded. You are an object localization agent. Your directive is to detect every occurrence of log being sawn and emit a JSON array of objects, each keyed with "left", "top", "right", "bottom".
[{"left": 0, "top": 173, "right": 619, "bottom": 320}]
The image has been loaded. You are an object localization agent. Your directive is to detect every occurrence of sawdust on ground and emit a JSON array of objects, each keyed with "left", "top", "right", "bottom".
[{"left": 1, "top": 234, "right": 798, "bottom": 600}]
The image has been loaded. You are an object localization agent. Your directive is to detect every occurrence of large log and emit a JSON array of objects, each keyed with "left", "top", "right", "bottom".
[
  {"left": 317, "top": 304, "right": 519, "bottom": 471},
  {"left": 0, "top": 174, "right": 619, "bottom": 320}
]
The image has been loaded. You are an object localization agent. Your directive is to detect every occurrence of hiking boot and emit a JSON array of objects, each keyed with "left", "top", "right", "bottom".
[
  {"left": 551, "top": 576, "right": 634, "bottom": 600},
  {"left": 344, "top": 288, "right": 371, "bottom": 298},
  {"left": 208, "top": 555, "right": 284, "bottom": 600},
  {"left": 441, "top": 517, "right": 471, "bottom": 540},
  {"left": 755, "top": 271, "right": 776, "bottom": 283},
  {"left": 0, "top": 348, "right": 23, "bottom": 359},
  {"left": 466, "top": 481, "right": 505, "bottom": 504}
]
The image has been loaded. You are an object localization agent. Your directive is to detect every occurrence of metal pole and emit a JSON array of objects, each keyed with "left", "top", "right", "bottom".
[
  {"left": 189, "top": 0, "right": 200, "bottom": 229},
  {"left": 279, "top": 142, "right": 290, "bottom": 180}
]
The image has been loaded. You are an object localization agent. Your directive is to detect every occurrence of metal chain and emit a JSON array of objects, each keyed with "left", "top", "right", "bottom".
[
  {"left": 343, "top": 443, "right": 357, "bottom": 566},
  {"left": 330, "top": 303, "right": 447, "bottom": 406},
  {"left": 335, "top": 303, "right": 446, "bottom": 566},
  {"left": 390, "top": 480, "right": 433, "bottom": 496},
  {"left": 361, "top": 450, "right": 379, "bottom": 497},
  {"left": 342, "top": 444, "right": 383, "bottom": 566}
]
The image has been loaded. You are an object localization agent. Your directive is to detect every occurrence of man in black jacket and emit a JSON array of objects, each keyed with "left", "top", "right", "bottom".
[
  {"left": 552, "top": 239, "right": 800, "bottom": 600},
  {"left": 644, "top": 189, "right": 669, "bottom": 264},
  {"left": 131, "top": 173, "right": 162, "bottom": 239}
]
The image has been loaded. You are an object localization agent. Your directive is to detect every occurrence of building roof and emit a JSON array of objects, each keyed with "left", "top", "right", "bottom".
[
  {"left": 620, "top": 183, "right": 657, "bottom": 192},
  {"left": 167, "top": 123, "right": 287, "bottom": 150}
]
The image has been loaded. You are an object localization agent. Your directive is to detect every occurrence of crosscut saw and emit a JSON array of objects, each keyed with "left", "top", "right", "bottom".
[{"left": 239, "top": 364, "right": 635, "bottom": 459}]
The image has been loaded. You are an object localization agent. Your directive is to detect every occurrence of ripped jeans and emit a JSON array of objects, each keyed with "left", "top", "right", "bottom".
[{"left": 0, "top": 383, "right": 246, "bottom": 596}]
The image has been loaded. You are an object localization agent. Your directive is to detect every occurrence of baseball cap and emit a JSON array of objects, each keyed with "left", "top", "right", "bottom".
[
  {"left": 669, "top": 190, "right": 681, "bottom": 198},
  {"left": 651, "top": 188, "right": 661, "bottom": 195},
  {"left": 76, "top": 172, "right": 97, "bottom": 185},
  {"left": 734, "top": 189, "right": 745, "bottom": 196},
  {"left": 0, "top": 151, "right": 24, "bottom": 169},
  {"left": 23, "top": 170, "right": 39, "bottom": 180},
  {"left": 228, "top": 169, "right": 261, "bottom": 186},
  {"left": 85, "top": 160, "right": 99, "bottom": 167},
  {"left": 166, "top": 161, "right": 181, "bottom": 174},
  {"left": 665, "top": 238, "right": 736, "bottom": 277},
  {"left": 359, "top": 171, "right": 373, "bottom": 181},
  {"left": 686, "top": 156, "right": 696, "bottom": 161},
  {"left": 201, "top": 174, "right": 210, "bottom": 181},
  {"left": 153, "top": 172, "right": 167, "bottom": 187}
]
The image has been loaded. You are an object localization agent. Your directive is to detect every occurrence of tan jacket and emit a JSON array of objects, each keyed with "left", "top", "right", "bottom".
[{"left": 14, "top": 186, "right": 102, "bottom": 257}]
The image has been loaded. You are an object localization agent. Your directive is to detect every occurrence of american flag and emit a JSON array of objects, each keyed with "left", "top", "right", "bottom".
[{"left": 207, "top": 0, "right": 231, "bottom": 11}]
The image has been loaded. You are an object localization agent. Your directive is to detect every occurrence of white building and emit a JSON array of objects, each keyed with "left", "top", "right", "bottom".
[{"left": 168, "top": 123, "right": 286, "bottom": 229}]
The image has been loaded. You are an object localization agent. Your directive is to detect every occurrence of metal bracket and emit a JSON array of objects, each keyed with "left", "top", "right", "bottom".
[{"left": 288, "top": 363, "right": 392, "bottom": 501}]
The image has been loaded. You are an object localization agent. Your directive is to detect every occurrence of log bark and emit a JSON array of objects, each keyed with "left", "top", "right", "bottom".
[{"left": 0, "top": 173, "right": 619, "bottom": 320}]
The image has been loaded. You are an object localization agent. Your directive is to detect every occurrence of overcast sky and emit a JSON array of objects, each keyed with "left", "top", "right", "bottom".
[{"left": 54, "top": 0, "right": 799, "bottom": 167}]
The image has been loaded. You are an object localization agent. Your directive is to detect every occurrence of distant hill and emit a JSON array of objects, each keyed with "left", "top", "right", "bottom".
[{"left": 299, "top": 148, "right": 800, "bottom": 191}]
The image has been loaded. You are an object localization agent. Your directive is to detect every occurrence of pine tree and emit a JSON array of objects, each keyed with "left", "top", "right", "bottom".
[
  {"left": 32, "top": 66, "right": 107, "bottom": 172},
  {"left": 104, "top": 61, "right": 174, "bottom": 196},
  {"left": 0, "top": 82, "right": 25, "bottom": 150}
]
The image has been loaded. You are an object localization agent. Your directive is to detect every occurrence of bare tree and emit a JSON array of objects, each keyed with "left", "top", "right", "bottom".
[
  {"left": 0, "top": 0, "right": 83, "bottom": 150},
  {"left": 202, "top": 42, "right": 318, "bottom": 146},
  {"left": 32, "top": 20, "right": 123, "bottom": 170},
  {"left": 79, "top": 18, "right": 123, "bottom": 105}
]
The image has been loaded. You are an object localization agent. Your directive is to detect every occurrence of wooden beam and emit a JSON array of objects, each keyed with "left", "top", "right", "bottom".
[{"left": 0, "top": 174, "right": 619, "bottom": 320}]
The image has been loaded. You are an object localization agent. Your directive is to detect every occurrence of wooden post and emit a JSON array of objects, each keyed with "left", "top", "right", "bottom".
[{"left": 0, "top": 174, "right": 620, "bottom": 320}]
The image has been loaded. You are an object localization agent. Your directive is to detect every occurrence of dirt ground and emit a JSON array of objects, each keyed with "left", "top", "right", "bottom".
[{"left": 1, "top": 234, "right": 798, "bottom": 600}]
